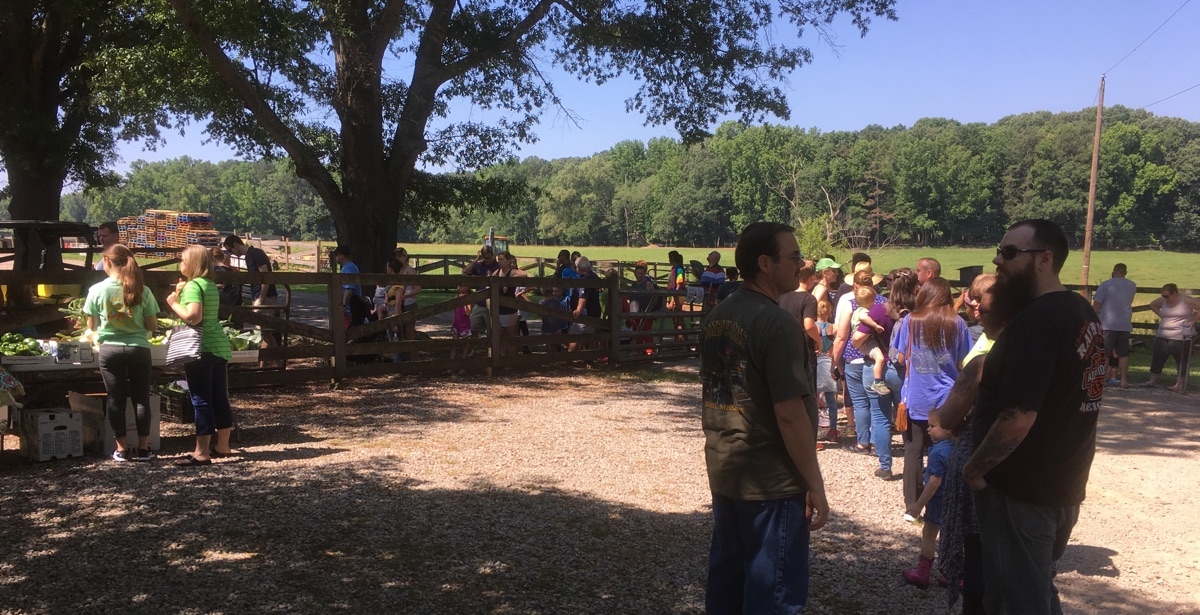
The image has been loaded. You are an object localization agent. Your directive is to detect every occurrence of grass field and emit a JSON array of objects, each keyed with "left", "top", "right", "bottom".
[{"left": 396, "top": 243, "right": 1199, "bottom": 288}]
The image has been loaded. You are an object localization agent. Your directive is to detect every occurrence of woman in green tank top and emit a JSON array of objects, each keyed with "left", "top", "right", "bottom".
[{"left": 165, "top": 244, "right": 234, "bottom": 466}]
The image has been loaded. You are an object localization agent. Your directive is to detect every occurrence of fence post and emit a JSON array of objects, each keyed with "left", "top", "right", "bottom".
[
  {"left": 329, "top": 271, "right": 346, "bottom": 386},
  {"left": 608, "top": 276, "right": 621, "bottom": 366},
  {"left": 488, "top": 277, "right": 501, "bottom": 378}
]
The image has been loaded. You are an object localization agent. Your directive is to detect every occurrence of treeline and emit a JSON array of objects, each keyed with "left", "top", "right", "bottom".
[
  {"left": 58, "top": 157, "right": 336, "bottom": 240},
  {"left": 61, "top": 106, "right": 1200, "bottom": 251}
]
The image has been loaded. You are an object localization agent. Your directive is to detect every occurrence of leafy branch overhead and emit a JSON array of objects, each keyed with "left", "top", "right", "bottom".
[{"left": 156, "top": 0, "right": 897, "bottom": 271}]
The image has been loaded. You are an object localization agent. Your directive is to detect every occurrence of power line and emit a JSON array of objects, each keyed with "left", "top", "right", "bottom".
[
  {"left": 1103, "top": 0, "right": 1191, "bottom": 75},
  {"left": 1145, "top": 81, "right": 1200, "bottom": 108}
]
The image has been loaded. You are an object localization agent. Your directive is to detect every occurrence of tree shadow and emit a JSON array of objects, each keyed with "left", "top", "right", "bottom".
[{"left": 5, "top": 367, "right": 1196, "bottom": 614}]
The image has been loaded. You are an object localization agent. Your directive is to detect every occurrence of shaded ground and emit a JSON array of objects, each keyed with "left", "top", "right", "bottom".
[{"left": 1, "top": 365, "right": 1197, "bottom": 614}]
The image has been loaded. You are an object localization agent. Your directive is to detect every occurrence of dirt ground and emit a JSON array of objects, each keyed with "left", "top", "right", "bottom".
[{"left": 0, "top": 363, "right": 1197, "bottom": 614}]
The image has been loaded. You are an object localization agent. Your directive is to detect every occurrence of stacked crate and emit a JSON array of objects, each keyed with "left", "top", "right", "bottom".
[{"left": 117, "top": 210, "right": 222, "bottom": 252}]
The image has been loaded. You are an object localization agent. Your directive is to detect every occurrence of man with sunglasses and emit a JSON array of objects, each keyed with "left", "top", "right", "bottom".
[
  {"left": 700, "top": 222, "right": 827, "bottom": 614},
  {"left": 1092, "top": 263, "right": 1137, "bottom": 389},
  {"left": 964, "top": 220, "right": 1105, "bottom": 614}
]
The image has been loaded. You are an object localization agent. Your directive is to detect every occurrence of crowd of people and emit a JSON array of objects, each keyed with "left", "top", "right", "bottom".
[{"left": 697, "top": 219, "right": 1200, "bottom": 614}]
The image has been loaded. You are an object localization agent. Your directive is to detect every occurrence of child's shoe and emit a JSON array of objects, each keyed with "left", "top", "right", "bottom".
[
  {"left": 870, "top": 381, "right": 891, "bottom": 396},
  {"left": 903, "top": 555, "right": 933, "bottom": 589}
]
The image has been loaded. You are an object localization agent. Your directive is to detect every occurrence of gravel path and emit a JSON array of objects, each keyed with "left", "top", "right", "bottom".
[{"left": 1, "top": 363, "right": 1197, "bottom": 614}]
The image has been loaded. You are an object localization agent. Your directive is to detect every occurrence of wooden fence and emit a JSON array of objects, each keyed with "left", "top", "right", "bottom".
[
  {"left": 3, "top": 263, "right": 1196, "bottom": 389},
  {"left": 0, "top": 269, "right": 705, "bottom": 388}
]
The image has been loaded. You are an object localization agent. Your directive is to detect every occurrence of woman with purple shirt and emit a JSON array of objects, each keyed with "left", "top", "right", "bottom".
[
  {"left": 833, "top": 268, "right": 893, "bottom": 478},
  {"left": 893, "top": 277, "right": 974, "bottom": 509}
]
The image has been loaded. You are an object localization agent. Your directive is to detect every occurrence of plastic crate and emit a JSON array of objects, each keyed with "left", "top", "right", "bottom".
[{"left": 160, "top": 390, "right": 195, "bottom": 423}]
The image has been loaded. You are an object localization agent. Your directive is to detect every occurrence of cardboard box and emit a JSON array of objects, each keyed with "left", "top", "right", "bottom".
[
  {"left": 15, "top": 409, "right": 83, "bottom": 461},
  {"left": 67, "top": 392, "right": 161, "bottom": 456},
  {"left": 53, "top": 342, "right": 95, "bottom": 365}
]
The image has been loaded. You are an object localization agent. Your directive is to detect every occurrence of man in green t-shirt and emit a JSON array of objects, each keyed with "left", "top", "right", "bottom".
[{"left": 700, "top": 222, "right": 828, "bottom": 614}]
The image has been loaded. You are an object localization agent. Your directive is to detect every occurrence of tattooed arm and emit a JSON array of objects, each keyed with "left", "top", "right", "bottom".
[
  {"left": 962, "top": 406, "right": 1037, "bottom": 491},
  {"left": 931, "top": 355, "right": 985, "bottom": 431}
]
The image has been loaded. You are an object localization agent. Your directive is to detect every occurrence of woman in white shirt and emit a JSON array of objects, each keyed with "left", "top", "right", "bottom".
[{"left": 1142, "top": 283, "right": 1200, "bottom": 392}]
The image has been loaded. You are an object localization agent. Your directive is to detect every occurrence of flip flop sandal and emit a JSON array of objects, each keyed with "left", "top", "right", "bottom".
[{"left": 174, "top": 455, "right": 213, "bottom": 467}]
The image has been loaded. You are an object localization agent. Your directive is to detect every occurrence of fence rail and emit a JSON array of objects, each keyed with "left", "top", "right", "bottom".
[{"left": 0, "top": 269, "right": 704, "bottom": 388}]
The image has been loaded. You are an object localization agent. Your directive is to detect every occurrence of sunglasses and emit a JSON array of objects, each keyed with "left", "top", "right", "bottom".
[
  {"left": 996, "top": 246, "right": 1047, "bottom": 260},
  {"left": 782, "top": 252, "right": 804, "bottom": 263}
]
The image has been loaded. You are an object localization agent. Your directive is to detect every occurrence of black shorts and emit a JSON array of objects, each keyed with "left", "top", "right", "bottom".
[{"left": 1104, "top": 330, "right": 1131, "bottom": 358}]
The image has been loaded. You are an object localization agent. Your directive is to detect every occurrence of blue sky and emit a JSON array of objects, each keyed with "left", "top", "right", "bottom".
[{"left": 113, "top": 0, "right": 1200, "bottom": 172}]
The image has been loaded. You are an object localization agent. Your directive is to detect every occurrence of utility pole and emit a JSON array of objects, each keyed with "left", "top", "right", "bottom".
[{"left": 1081, "top": 75, "right": 1105, "bottom": 299}]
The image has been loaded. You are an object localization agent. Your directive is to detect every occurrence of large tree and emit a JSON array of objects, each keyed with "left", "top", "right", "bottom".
[
  {"left": 165, "top": 0, "right": 897, "bottom": 271},
  {"left": 0, "top": 1, "right": 161, "bottom": 222}
]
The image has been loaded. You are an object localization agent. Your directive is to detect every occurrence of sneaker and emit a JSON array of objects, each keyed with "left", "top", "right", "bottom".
[
  {"left": 112, "top": 449, "right": 135, "bottom": 462},
  {"left": 134, "top": 448, "right": 157, "bottom": 461},
  {"left": 874, "top": 468, "right": 897, "bottom": 480},
  {"left": 869, "top": 381, "right": 891, "bottom": 396}
]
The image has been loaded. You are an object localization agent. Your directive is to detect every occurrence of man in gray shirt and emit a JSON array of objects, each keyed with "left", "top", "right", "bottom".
[{"left": 1092, "top": 263, "right": 1137, "bottom": 388}]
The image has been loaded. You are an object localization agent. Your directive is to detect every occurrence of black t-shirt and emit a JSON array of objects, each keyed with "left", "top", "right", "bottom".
[
  {"left": 716, "top": 282, "right": 741, "bottom": 302},
  {"left": 779, "top": 290, "right": 818, "bottom": 355},
  {"left": 579, "top": 271, "right": 601, "bottom": 317},
  {"left": 780, "top": 290, "right": 819, "bottom": 387},
  {"left": 464, "top": 260, "right": 498, "bottom": 307},
  {"left": 972, "top": 290, "right": 1104, "bottom": 507},
  {"left": 244, "top": 246, "right": 277, "bottom": 300}
]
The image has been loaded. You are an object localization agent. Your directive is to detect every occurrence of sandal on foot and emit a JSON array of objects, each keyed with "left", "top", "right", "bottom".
[
  {"left": 174, "top": 455, "right": 212, "bottom": 467},
  {"left": 210, "top": 450, "right": 237, "bottom": 458}
]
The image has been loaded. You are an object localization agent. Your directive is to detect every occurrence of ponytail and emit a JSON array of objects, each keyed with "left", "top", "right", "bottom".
[{"left": 103, "top": 244, "right": 145, "bottom": 308}]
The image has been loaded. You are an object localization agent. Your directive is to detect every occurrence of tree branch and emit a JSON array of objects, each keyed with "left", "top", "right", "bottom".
[
  {"left": 441, "top": 0, "right": 556, "bottom": 81},
  {"left": 370, "top": 0, "right": 407, "bottom": 66},
  {"left": 166, "top": 0, "right": 343, "bottom": 207},
  {"left": 386, "top": 0, "right": 455, "bottom": 173}
]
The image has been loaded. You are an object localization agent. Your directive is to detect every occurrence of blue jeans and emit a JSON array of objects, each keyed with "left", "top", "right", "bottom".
[
  {"left": 183, "top": 353, "right": 233, "bottom": 436},
  {"left": 98, "top": 345, "right": 153, "bottom": 439},
  {"left": 707, "top": 492, "right": 811, "bottom": 614},
  {"left": 847, "top": 361, "right": 894, "bottom": 471},
  {"left": 974, "top": 487, "right": 1079, "bottom": 615}
]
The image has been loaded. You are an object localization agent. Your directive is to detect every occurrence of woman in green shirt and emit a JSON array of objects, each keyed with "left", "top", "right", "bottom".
[
  {"left": 84, "top": 244, "right": 160, "bottom": 462},
  {"left": 165, "top": 244, "right": 233, "bottom": 466}
]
